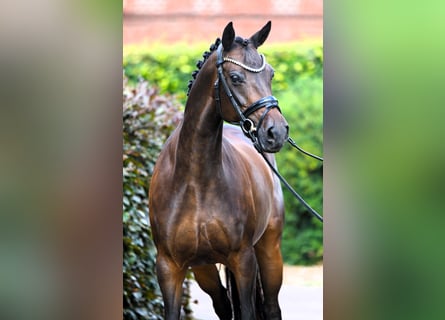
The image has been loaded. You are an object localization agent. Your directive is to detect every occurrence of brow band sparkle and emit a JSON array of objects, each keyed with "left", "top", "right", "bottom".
[{"left": 223, "top": 54, "right": 267, "bottom": 73}]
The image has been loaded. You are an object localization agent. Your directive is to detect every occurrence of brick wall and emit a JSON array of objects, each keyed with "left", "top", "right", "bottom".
[{"left": 123, "top": 0, "right": 322, "bottom": 44}]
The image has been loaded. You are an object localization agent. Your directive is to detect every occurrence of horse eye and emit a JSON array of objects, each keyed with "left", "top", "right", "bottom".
[{"left": 230, "top": 73, "right": 243, "bottom": 85}]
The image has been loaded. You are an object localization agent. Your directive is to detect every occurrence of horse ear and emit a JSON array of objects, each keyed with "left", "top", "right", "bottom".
[
  {"left": 222, "top": 21, "right": 235, "bottom": 51},
  {"left": 250, "top": 21, "right": 272, "bottom": 48}
]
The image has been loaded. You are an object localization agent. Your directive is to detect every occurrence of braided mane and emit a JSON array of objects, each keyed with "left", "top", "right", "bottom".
[{"left": 187, "top": 38, "right": 221, "bottom": 96}]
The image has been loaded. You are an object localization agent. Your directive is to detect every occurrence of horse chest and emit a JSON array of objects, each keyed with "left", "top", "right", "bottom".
[{"left": 169, "top": 181, "right": 271, "bottom": 252}]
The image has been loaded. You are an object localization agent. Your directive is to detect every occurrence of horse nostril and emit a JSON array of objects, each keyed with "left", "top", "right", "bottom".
[{"left": 267, "top": 126, "right": 275, "bottom": 140}]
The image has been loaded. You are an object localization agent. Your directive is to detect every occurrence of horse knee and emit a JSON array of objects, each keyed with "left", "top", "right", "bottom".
[{"left": 264, "top": 303, "right": 282, "bottom": 320}]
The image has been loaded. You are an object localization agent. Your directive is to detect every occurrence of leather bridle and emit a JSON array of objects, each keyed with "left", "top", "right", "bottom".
[{"left": 214, "top": 44, "right": 281, "bottom": 152}]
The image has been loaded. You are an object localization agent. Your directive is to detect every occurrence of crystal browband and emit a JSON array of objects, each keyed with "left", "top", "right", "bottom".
[{"left": 223, "top": 54, "right": 267, "bottom": 73}]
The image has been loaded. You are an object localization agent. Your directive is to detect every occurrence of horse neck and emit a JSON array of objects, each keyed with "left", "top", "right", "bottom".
[{"left": 176, "top": 64, "right": 223, "bottom": 180}]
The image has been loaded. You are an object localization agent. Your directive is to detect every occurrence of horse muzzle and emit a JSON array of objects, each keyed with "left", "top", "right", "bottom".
[{"left": 257, "top": 118, "right": 289, "bottom": 153}]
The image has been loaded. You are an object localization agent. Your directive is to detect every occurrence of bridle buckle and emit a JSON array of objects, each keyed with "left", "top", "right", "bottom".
[{"left": 241, "top": 118, "right": 256, "bottom": 136}]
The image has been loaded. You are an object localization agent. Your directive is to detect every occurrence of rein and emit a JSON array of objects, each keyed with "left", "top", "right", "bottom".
[
  {"left": 260, "top": 152, "right": 323, "bottom": 222},
  {"left": 214, "top": 44, "right": 324, "bottom": 223}
]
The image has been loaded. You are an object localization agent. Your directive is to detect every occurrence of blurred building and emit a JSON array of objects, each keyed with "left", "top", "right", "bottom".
[{"left": 123, "top": 0, "right": 322, "bottom": 44}]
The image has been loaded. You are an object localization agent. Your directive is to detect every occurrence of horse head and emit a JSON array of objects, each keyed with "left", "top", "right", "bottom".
[{"left": 216, "top": 21, "right": 289, "bottom": 153}]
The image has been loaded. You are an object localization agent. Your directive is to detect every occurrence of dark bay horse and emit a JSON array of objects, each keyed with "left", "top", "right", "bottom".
[{"left": 149, "top": 21, "right": 289, "bottom": 320}]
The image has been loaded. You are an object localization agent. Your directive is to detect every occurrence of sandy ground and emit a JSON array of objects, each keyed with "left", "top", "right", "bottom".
[{"left": 190, "top": 264, "right": 323, "bottom": 320}]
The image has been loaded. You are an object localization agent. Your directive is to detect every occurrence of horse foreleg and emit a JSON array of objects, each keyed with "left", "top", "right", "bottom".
[
  {"left": 229, "top": 248, "right": 258, "bottom": 320},
  {"left": 156, "top": 254, "right": 187, "bottom": 320},
  {"left": 192, "top": 264, "right": 232, "bottom": 320},
  {"left": 255, "top": 230, "right": 283, "bottom": 320}
]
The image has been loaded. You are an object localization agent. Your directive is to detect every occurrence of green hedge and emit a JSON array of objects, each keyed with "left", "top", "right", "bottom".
[
  {"left": 123, "top": 42, "right": 323, "bottom": 265},
  {"left": 277, "top": 76, "right": 323, "bottom": 264}
]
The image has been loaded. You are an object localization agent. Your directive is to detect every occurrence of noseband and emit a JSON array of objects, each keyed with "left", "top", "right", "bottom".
[{"left": 214, "top": 44, "right": 281, "bottom": 152}]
